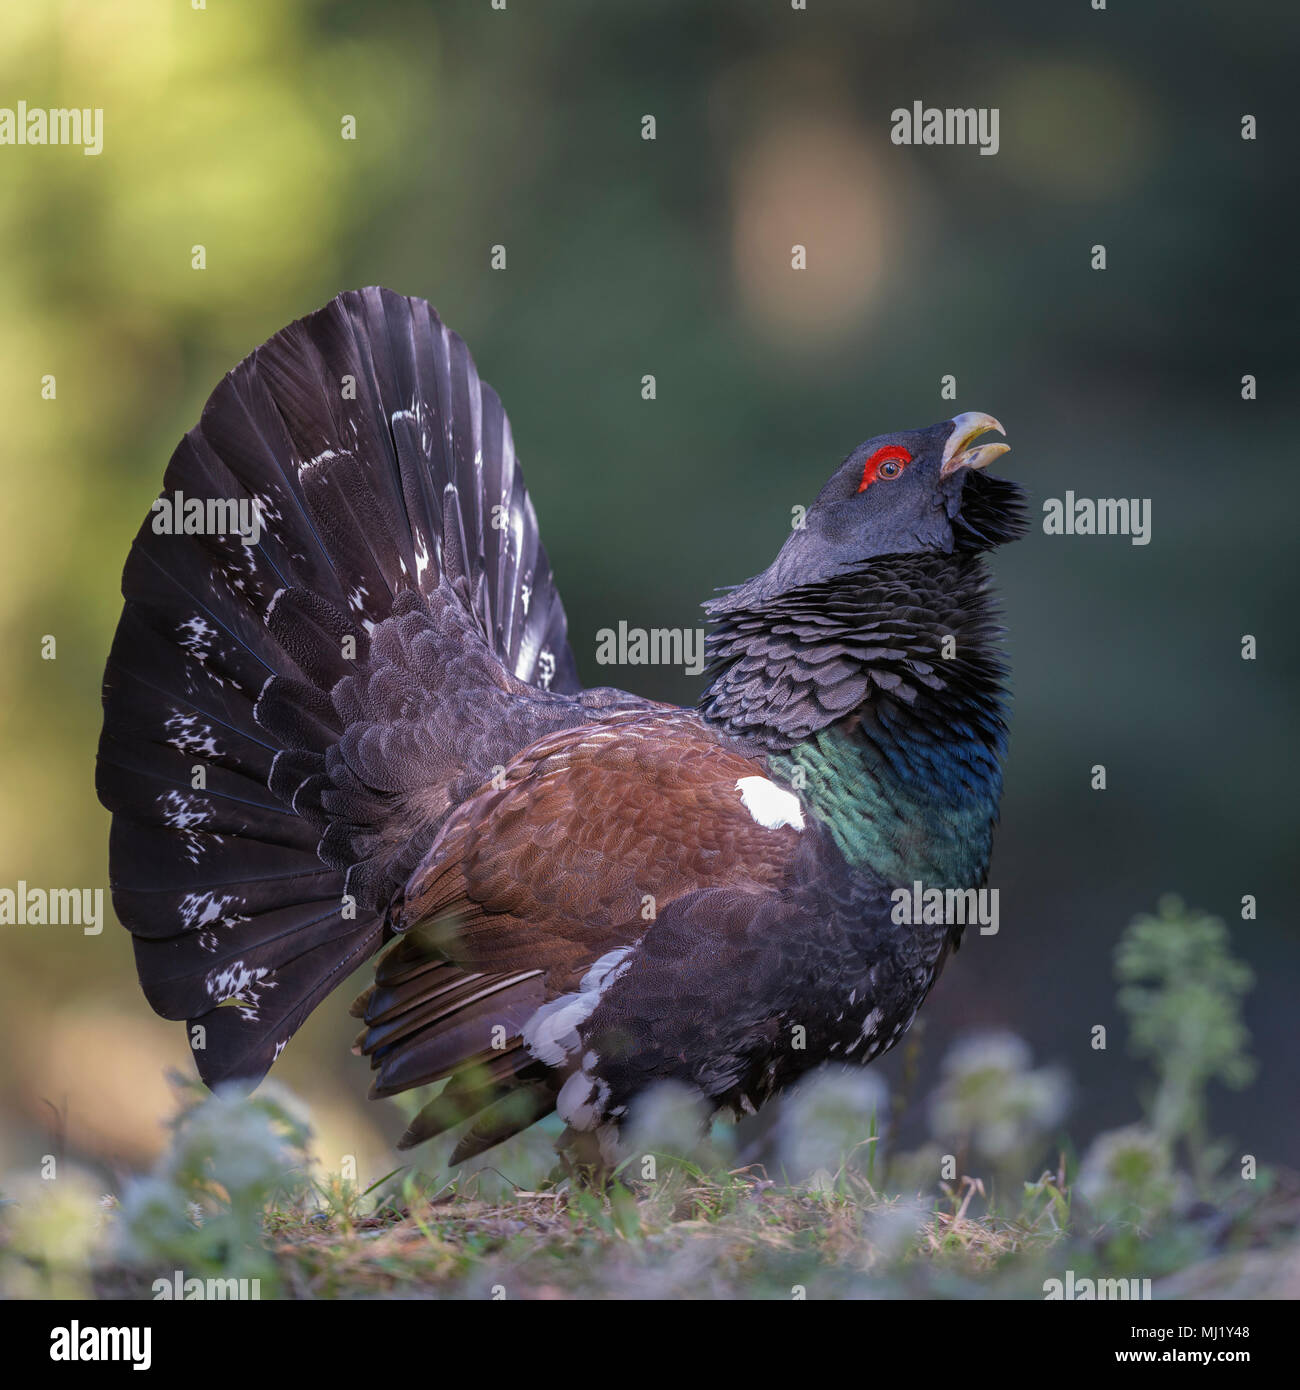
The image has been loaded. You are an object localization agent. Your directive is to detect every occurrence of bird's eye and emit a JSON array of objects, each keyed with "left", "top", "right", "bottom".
[{"left": 857, "top": 445, "right": 913, "bottom": 492}]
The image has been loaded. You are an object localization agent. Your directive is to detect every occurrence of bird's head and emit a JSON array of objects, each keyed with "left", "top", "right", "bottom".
[{"left": 721, "top": 412, "right": 1027, "bottom": 606}]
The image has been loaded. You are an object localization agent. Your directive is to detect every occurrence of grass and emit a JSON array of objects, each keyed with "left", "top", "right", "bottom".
[
  {"left": 12, "top": 1105, "right": 1299, "bottom": 1301},
  {"left": 6, "top": 897, "right": 1297, "bottom": 1300},
  {"left": 251, "top": 1166, "right": 1072, "bottom": 1299},
  {"left": 171, "top": 1150, "right": 1294, "bottom": 1300}
]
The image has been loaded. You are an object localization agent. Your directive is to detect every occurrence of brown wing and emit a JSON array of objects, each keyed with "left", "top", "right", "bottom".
[
  {"left": 351, "top": 709, "right": 803, "bottom": 1151},
  {"left": 394, "top": 708, "right": 799, "bottom": 981}
]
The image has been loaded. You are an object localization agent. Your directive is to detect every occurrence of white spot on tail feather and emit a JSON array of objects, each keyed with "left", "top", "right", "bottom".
[
  {"left": 205, "top": 960, "right": 270, "bottom": 1004},
  {"left": 177, "top": 616, "right": 225, "bottom": 689},
  {"left": 164, "top": 712, "right": 221, "bottom": 759},
  {"left": 179, "top": 891, "right": 241, "bottom": 929},
  {"left": 179, "top": 891, "right": 247, "bottom": 952},
  {"left": 159, "top": 791, "right": 221, "bottom": 865},
  {"left": 203, "top": 959, "right": 275, "bottom": 1021}
]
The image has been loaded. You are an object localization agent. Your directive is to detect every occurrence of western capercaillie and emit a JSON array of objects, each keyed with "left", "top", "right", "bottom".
[{"left": 96, "top": 287, "right": 1026, "bottom": 1166}]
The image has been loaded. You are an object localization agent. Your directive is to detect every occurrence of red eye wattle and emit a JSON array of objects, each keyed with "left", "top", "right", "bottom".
[{"left": 857, "top": 445, "right": 912, "bottom": 492}]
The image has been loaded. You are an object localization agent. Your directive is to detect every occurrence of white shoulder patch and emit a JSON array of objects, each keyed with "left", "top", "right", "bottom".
[{"left": 735, "top": 776, "right": 805, "bottom": 831}]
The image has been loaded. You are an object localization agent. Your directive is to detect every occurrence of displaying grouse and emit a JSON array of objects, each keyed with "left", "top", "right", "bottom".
[{"left": 96, "top": 288, "right": 1026, "bottom": 1165}]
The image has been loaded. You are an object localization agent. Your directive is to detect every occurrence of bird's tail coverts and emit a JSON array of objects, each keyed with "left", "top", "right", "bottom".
[{"left": 96, "top": 287, "right": 581, "bottom": 1089}]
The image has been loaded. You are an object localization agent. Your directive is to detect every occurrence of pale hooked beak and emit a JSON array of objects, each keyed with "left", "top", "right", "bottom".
[{"left": 940, "top": 411, "right": 1010, "bottom": 478}]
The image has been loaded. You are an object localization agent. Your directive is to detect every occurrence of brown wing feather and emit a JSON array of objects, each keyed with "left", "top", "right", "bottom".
[
  {"left": 352, "top": 708, "right": 801, "bottom": 1153},
  {"left": 395, "top": 708, "right": 799, "bottom": 981}
]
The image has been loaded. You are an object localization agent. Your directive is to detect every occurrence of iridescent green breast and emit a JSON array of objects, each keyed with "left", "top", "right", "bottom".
[{"left": 769, "top": 715, "right": 1003, "bottom": 889}]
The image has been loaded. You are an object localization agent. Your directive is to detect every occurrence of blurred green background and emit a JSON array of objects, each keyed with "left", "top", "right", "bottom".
[{"left": 0, "top": 0, "right": 1295, "bottom": 1190}]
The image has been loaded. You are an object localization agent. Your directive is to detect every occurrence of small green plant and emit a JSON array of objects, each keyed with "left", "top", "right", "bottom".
[
  {"left": 774, "top": 1066, "right": 888, "bottom": 1192},
  {"left": 925, "top": 1031, "right": 1070, "bottom": 1207},
  {"left": 1114, "top": 895, "right": 1255, "bottom": 1185},
  {"left": 1076, "top": 1124, "right": 1179, "bottom": 1227},
  {"left": 114, "top": 1075, "right": 314, "bottom": 1292}
]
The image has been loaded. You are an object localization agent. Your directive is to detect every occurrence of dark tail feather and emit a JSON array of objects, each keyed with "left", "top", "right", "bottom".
[
  {"left": 349, "top": 939, "right": 555, "bottom": 1155},
  {"left": 444, "top": 1084, "right": 556, "bottom": 1163},
  {"left": 355, "top": 962, "right": 547, "bottom": 1098},
  {"left": 395, "top": 1054, "right": 555, "bottom": 1158},
  {"left": 97, "top": 288, "right": 580, "bottom": 1090}
]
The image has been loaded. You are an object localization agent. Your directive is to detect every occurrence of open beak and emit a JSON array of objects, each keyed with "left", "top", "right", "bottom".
[{"left": 940, "top": 411, "right": 1010, "bottom": 478}]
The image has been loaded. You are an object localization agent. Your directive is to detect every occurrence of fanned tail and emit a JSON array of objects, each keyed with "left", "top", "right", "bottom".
[{"left": 97, "top": 287, "right": 581, "bottom": 1088}]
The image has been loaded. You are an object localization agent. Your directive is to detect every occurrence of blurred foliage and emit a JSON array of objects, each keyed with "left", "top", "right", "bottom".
[
  {"left": 1, "top": 896, "right": 1287, "bottom": 1300},
  {"left": 1076, "top": 1124, "right": 1179, "bottom": 1229},
  {"left": 774, "top": 1067, "right": 887, "bottom": 1190},
  {"left": 1116, "top": 895, "right": 1256, "bottom": 1182},
  {"left": 927, "top": 1031, "right": 1070, "bottom": 1176},
  {"left": 110, "top": 1077, "right": 313, "bottom": 1292},
  {"left": 0, "top": 1165, "right": 108, "bottom": 1298}
]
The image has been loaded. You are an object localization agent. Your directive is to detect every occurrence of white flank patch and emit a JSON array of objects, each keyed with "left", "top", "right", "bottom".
[
  {"left": 522, "top": 947, "right": 633, "bottom": 1067},
  {"left": 736, "top": 776, "right": 804, "bottom": 831},
  {"left": 557, "top": 1068, "right": 611, "bottom": 1132}
]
